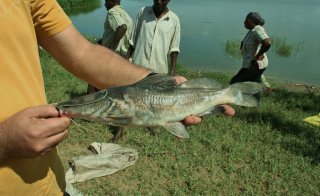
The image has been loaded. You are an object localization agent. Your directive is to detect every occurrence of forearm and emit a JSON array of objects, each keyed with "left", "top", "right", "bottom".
[
  {"left": 68, "top": 43, "right": 149, "bottom": 88},
  {"left": 256, "top": 38, "right": 271, "bottom": 58},
  {"left": 126, "top": 45, "right": 134, "bottom": 59},
  {"left": 256, "top": 46, "right": 270, "bottom": 57},
  {"left": 108, "top": 25, "right": 127, "bottom": 51},
  {"left": 39, "top": 25, "right": 150, "bottom": 89},
  {"left": 169, "top": 52, "right": 178, "bottom": 76}
]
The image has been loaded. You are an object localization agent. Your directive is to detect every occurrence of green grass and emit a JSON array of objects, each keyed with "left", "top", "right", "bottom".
[{"left": 41, "top": 48, "right": 320, "bottom": 195}]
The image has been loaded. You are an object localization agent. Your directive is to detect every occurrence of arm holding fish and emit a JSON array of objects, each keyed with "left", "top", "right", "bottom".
[
  {"left": 0, "top": 105, "right": 70, "bottom": 163},
  {"left": 38, "top": 25, "right": 205, "bottom": 124},
  {"left": 38, "top": 25, "right": 149, "bottom": 89}
]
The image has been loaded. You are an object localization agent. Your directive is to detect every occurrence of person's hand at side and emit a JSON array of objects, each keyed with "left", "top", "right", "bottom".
[
  {"left": 174, "top": 75, "right": 235, "bottom": 126},
  {"left": 0, "top": 105, "right": 70, "bottom": 163}
]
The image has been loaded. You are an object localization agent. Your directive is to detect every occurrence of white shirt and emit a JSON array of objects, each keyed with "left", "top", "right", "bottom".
[
  {"left": 129, "top": 6, "right": 180, "bottom": 74},
  {"left": 102, "top": 5, "right": 133, "bottom": 56},
  {"left": 241, "top": 25, "right": 269, "bottom": 69}
]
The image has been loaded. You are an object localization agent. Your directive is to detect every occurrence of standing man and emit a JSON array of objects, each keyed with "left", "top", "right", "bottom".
[
  {"left": 102, "top": 0, "right": 133, "bottom": 56},
  {"left": 127, "top": 0, "right": 180, "bottom": 76},
  {"left": 87, "top": 0, "right": 133, "bottom": 94}
]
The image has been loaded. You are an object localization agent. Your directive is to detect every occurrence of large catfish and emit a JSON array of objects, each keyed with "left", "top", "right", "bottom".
[{"left": 55, "top": 74, "right": 263, "bottom": 138}]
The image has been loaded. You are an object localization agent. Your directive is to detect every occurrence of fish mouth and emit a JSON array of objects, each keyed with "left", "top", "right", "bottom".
[{"left": 55, "top": 90, "right": 109, "bottom": 117}]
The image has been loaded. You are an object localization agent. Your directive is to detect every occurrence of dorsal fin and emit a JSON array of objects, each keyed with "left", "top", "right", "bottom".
[
  {"left": 131, "top": 73, "right": 178, "bottom": 89},
  {"left": 178, "top": 78, "right": 223, "bottom": 89}
]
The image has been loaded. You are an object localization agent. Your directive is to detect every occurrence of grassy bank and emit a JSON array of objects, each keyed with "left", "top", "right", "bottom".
[{"left": 41, "top": 48, "right": 320, "bottom": 195}]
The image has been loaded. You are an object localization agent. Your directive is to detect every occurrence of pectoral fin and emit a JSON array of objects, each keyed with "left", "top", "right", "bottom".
[
  {"left": 163, "top": 122, "right": 189, "bottom": 139},
  {"left": 197, "top": 105, "right": 227, "bottom": 116}
]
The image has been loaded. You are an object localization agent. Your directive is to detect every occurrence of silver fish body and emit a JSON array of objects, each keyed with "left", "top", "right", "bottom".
[{"left": 56, "top": 74, "right": 263, "bottom": 138}]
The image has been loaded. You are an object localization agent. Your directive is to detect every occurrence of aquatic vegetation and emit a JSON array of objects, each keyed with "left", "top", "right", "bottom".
[
  {"left": 224, "top": 39, "right": 242, "bottom": 59},
  {"left": 224, "top": 37, "right": 304, "bottom": 59},
  {"left": 271, "top": 37, "right": 304, "bottom": 58},
  {"left": 57, "top": 0, "right": 101, "bottom": 16}
]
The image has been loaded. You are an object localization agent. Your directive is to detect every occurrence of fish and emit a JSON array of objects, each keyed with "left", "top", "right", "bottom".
[{"left": 55, "top": 73, "right": 263, "bottom": 138}]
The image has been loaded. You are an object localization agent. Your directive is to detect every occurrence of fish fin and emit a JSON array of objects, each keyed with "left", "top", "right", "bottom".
[
  {"left": 103, "top": 115, "right": 132, "bottom": 126},
  {"left": 229, "top": 82, "right": 264, "bottom": 107},
  {"left": 162, "top": 122, "right": 189, "bottom": 138},
  {"left": 132, "top": 73, "right": 177, "bottom": 89},
  {"left": 198, "top": 105, "right": 226, "bottom": 116},
  {"left": 179, "top": 78, "right": 223, "bottom": 89}
]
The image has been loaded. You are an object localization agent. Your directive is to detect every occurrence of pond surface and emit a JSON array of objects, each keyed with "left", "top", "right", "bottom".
[{"left": 70, "top": 0, "right": 320, "bottom": 85}]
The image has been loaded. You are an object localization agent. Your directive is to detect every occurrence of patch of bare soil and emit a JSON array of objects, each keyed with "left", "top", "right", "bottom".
[{"left": 274, "top": 82, "right": 320, "bottom": 94}]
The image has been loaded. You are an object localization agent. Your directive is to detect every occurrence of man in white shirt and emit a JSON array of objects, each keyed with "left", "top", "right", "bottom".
[
  {"left": 102, "top": 0, "right": 133, "bottom": 56},
  {"left": 127, "top": 0, "right": 180, "bottom": 75},
  {"left": 87, "top": 0, "right": 133, "bottom": 94}
]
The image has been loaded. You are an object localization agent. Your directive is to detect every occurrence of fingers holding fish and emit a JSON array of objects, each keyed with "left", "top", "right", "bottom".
[
  {"left": 217, "top": 105, "right": 236, "bottom": 116},
  {"left": 0, "top": 105, "right": 70, "bottom": 159},
  {"left": 182, "top": 116, "right": 202, "bottom": 126},
  {"left": 174, "top": 75, "right": 188, "bottom": 84}
]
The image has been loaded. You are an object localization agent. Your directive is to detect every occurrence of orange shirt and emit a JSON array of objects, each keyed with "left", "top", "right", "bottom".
[{"left": 0, "top": 0, "right": 71, "bottom": 195}]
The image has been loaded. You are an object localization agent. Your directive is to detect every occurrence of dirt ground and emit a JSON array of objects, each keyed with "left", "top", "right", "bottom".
[{"left": 277, "top": 82, "right": 320, "bottom": 94}]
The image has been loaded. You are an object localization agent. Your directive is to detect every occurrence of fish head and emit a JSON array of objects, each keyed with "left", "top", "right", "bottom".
[{"left": 54, "top": 90, "right": 110, "bottom": 121}]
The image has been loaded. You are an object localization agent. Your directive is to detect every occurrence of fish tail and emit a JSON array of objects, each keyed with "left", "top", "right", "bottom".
[{"left": 228, "top": 82, "right": 264, "bottom": 107}]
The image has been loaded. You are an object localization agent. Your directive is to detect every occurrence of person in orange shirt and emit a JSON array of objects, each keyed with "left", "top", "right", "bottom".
[{"left": 0, "top": 0, "right": 234, "bottom": 195}]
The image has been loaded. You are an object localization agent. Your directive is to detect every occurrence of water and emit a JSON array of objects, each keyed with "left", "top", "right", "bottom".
[{"left": 70, "top": 0, "right": 320, "bottom": 85}]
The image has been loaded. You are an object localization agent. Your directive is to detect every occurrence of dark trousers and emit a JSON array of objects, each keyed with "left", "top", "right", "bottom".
[
  {"left": 230, "top": 61, "right": 266, "bottom": 85},
  {"left": 230, "top": 61, "right": 266, "bottom": 101}
]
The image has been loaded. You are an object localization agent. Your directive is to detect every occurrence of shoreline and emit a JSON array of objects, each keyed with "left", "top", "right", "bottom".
[
  {"left": 183, "top": 65, "right": 319, "bottom": 86},
  {"left": 185, "top": 68, "right": 320, "bottom": 94},
  {"left": 273, "top": 81, "right": 320, "bottom": 94}
]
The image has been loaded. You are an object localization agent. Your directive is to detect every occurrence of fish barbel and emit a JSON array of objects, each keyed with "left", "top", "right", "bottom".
[{"left": 55, "top": 74, "right": 263, "bottom": 138}]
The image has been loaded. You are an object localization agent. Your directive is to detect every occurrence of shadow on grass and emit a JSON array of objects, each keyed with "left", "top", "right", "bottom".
[
  {"left": 241, "top": 90, "right": 320, "bottom": 165},
  {"left": 266, "top": 89, "right": 320, "bottom": 114},
  {"left": 244, "top": 111, "right": 320, "bottom": 165}
]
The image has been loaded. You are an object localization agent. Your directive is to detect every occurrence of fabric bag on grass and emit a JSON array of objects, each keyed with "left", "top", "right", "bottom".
[{"left": 65, "top": 142, "right": 138, "bottom": 183}]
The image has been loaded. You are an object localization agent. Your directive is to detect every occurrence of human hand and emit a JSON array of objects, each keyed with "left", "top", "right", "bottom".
[
  {"left": 255, "top": 54, "right": 264, "bottom": 61},
  {"left": 174, "top": 76, "right": 235, "bottom": 126},
  {"left": 0, "top": 105, "right": 70, "bottom": 162}
]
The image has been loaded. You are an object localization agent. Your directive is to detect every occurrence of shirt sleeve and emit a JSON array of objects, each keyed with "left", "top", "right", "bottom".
[
  {"left": 253, "top": 25, "right": 269, "bottom": 42},
  {"left": 108, "top": 10, "right": 126, "bottom": 31},
  {"left": 31, "top": 0, "right": 72, "bottom": 37}
]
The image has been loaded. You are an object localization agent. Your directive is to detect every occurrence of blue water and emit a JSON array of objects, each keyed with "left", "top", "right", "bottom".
[{"left": 70, "top": 0, "right": 320, "bottom": 85}]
